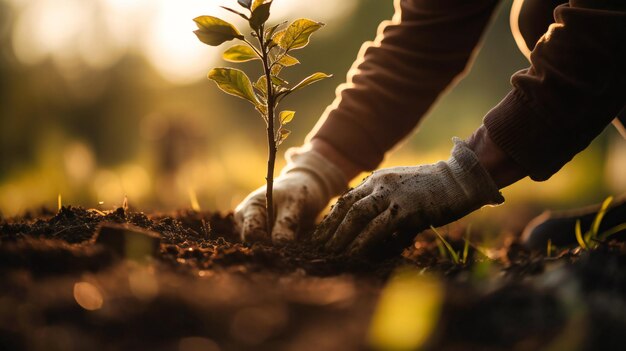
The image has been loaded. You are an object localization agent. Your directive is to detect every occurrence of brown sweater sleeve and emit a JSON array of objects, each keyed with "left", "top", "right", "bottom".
[
  {"left": 484, "top": 0, "right": 626, "bottom": 181},
  {"left": 307, "top": 0, "right": 500, "bottom": 171}
]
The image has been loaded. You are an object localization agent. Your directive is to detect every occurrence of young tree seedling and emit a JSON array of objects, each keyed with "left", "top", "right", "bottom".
[{"left": 193, "top": 0, "right": 332, "bottom": 236}]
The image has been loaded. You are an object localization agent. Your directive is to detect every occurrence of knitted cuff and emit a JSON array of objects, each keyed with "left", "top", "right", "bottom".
[
  {"left": 448, "top": 137, "right": 505, "bottom": 206},
  {"left": 281, "top": 148, "right": 350, "bottom": 199}
]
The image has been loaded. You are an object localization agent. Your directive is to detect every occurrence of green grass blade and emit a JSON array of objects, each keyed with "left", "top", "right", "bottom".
[
  {"left": 575, "top": 219, "right": 587, "bottom": 250},
  {"left": 431, "top": 226, "right": 459, "bottom": 263},
  {"left": 599, "top": 223, "right": 626, "bottom": 241},
  {"left": 591, "top": 196, "right": 613, "bottom": 239},
  {"left": 462, "top": 226, "right": 471, "bottom": 264},
  {"left": 436, "top": 240, "right": 447, "bottom": 259}
]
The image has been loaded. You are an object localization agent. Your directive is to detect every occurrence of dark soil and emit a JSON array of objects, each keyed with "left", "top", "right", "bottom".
[{"left": 1, "top": 206, "right": 626, "bottom": 351}]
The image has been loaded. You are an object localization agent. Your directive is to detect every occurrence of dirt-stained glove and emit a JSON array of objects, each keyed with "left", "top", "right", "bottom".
[
  {"left": 313, "top": 138, "right": 505, "bottom": 256},
  {"left": 235, "top": 148, "right": 348, "bottom": 243}
]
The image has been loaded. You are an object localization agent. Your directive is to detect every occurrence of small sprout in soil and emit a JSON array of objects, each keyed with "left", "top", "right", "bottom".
[
  {"left": 461, "top": 225, "right": 471, "bottom": 264},
  {"left": 432, "top": 226, "right": 462, "bottom": 265},
  {"left": 122, "top": 195, "right": 129, "bottom": 212},
  {"left": 599, "top": 222, "right": 626, "bottom": 240},
  {"left": 575, "top": 196, "right": 626, "bottom": 250},
  {"left": 193, "top": 0, "right": 332, "bottom": 235},
  {"left": 58, "top": 193, "right": 62, "bottom": 212}
]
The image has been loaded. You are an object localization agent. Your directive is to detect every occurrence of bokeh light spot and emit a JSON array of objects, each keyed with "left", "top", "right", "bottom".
[{"left": 73, "top": 282, "right": 104, "bottom": 311}]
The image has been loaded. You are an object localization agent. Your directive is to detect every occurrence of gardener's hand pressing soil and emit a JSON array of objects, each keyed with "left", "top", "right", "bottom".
[
  {"left": 313, "top": 138, "right": 505, "bottom": 256},
  {"left": 235, "top": 148, "right": 348, "bottom": 243}
]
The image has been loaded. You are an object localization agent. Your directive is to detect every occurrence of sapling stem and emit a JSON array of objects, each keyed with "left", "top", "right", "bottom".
[{"left": 258, "top": 25, "right": 277, "bottom": 235}]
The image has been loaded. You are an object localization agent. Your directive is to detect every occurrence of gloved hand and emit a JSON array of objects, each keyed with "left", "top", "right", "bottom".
[
  {"left": 235, "top": 147, "right": 348, "bottom": 243},
  {"left": 313, "top": 138, "right": 505, "bottom": 256}
]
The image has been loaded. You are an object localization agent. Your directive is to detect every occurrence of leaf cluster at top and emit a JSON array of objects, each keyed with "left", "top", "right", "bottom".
[{"left": 193, "top": 0, "right": 332, "bottom": 145}]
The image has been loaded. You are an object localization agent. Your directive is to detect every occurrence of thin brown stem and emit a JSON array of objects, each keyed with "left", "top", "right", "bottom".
[{"left": 258, "top": 25, "right": 277, "bottom": 236}]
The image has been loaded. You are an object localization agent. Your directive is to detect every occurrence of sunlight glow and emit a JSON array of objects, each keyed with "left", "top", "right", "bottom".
[{"left": 9, "top": 0, "right": 358, "bottom": 84}]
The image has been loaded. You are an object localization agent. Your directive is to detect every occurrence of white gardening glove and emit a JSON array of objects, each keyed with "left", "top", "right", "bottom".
[
  {"left": 235, "top": 147, "right": 348, "bottom": 243},
  {"left": 313, "top": 138, "right": 505, "bottom": 256}
]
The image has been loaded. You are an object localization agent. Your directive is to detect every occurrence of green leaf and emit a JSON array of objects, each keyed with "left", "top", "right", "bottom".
[
  {"left": 270, "top": 64, "right": 283, "bottom": 76},
  {"left": 279, "top": 111, "right": 295, "bottom": 124},
  {"left": 277, "top": 19, "right": 324, "bottom": 51},
  {"left": 265, "top": 21, "right": 286, "bottom": 39},
  {"left": 208, "top": 68, "right": 259, "bottom": 105},
  {"left": 238, "top": 0, "right": 252, "bottom": 9},
  {"left": 276, "top": 54, "right": 299, "bottom": 67},
  {"left": 193, "top": 16, "right": 244, "bottom": 46},
  {"left": 277, "top": 128, "right": 291, "bottom": 144},
  {"left": 220, "top": 6, "right": 249, "bottom": 21},
  {"left": 271, "top": 75, "right": 288, "bottom": 86},
  {"left": 256, "top": 104, "right": 268, "bottom": 118},
  {"left": 249, "top": 1, "right": 271, "bottom": 30},
  {"left": 223, "top": 45, "right": 259, "bottom": 62},
  {"left": 251, "top": 0, "right": 265, "bottom": 11},
  {"left": 272, "top": 29, "right": 286, "bottom": 45},
  {"left": 290, "top": 72, "right": 332, "bottom": 93},
  {"left": 254, "top": 76, "right": 267, "bottom": 96}
]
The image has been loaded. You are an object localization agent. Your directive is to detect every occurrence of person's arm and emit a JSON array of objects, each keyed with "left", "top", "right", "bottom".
[
  {"left": 236, "top": 0, "right": 503, "bottom": 243},
  {"left": 308, "top": 0, "right": 501, "bottom": 173},
  {"left": 483, "top": 0, "right": 626, "bottom": 181}
]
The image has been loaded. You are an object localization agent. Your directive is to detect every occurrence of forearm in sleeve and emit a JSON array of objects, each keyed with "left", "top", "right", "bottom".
[
  {"left": 484, "top": 0, "right": 626, "bottom": 181},
  {"left": 307, "top": 0, "right": 500, "bottom": 171}
]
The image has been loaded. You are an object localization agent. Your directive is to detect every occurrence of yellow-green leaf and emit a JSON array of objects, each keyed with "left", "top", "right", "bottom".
[
  {"left": 223, "top": 45, "right": 259, "bottom": 62},
  {"left": 276, "top": 54, "right": 299, "bottom": 67},
  {"left": 271, "top": 64, "right": 283, "bottom": 76},
  {"left": 272, "top": 29, "right": 286, "bottom": 45},
  {"left": 194, "top": 16, "right": 243, "bottom": 46},
  {"left": 208, "top": 68, "right": 259, "bottom": 105},
  {"left": 277, "top": 128, "right": 291, "bottom": 144},
  {"left": 256, "top": 104, "right": 268, "bottom": 118},
  {"left": 265, "top": 21, "right": 286, "bottom": 39},
  {"left": 278, "top": 19, "right": 324, "bottom": 51},
  {"left": 249, "top": 1, "right": 271, "bottom": 30},
  {"left": 279, "top": 111, "right": 295, "bottom": 124},
  {"left": 254, "top": 76, "right": 267, "bottom": 96},
  {"left": 251, "top": 0, "right": 265, "bottom": 11},
  {"left": 271, "top": 75, "right": 288, "bottom": 86},
  {"left": 291, "top": 72, "right": 332, "bottom": 93}
]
